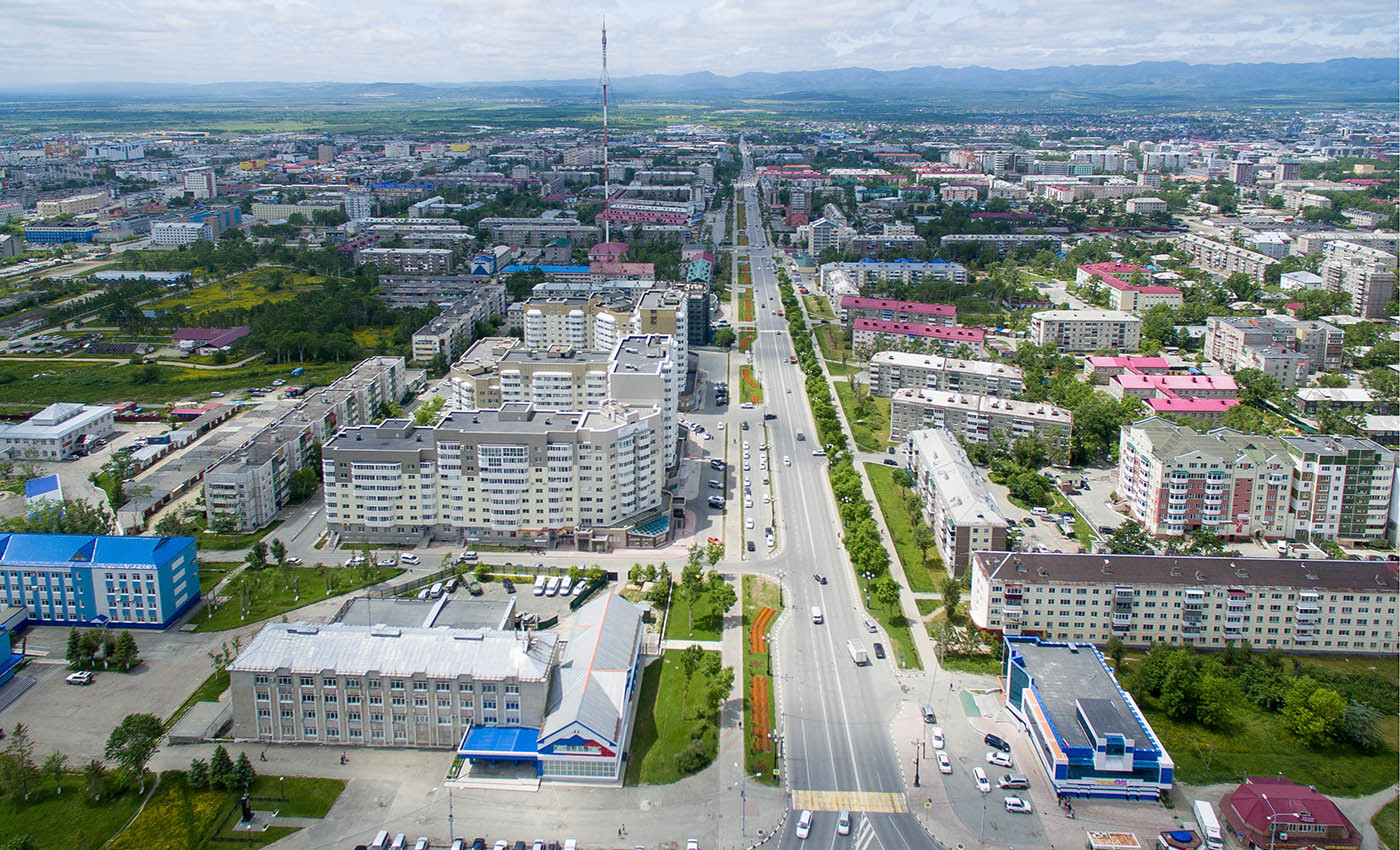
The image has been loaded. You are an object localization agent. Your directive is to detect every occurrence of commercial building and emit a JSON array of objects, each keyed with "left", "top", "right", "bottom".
[
  {"left": 868, "top": 351, "right": 1024, "bottom": 398},
  {"left": 1204, "top": 316, "right": 1343, "bottom": 387},
  {"left": 36, "top": 192, "right": 107, "bottom": 217},
  {"left": 24, "top": 223, "right": 99, "bottom": 244},
  {"left": 0, "top": 403, "right": 115, "bottom": 460},
  {"left": 1030, "top": 310, "right": 1141, "bottom": 353},
  {"left": 904, "top": 429, "right": 1009, "bottom": 571},
  {"left": 1075, "top": 263, "right": 1183, "bottom": 313},
  {"left": 150, "top": 221, "right": 212, "bottom": 247},
  {"left": 890, "top": 388, "right": 1072, "bottom": 460},
  {"left": 322, "top": 402, "right": 666, "bottom": 548},
  {"left": 182, "top": 168, "right": 217, "bottom": 199},
  {"left": 1002, "top": 637, "right": 1173, "bottom": 800},
  {"left": 839, "top": 296, "right": 956, "bottom": 330},
  {"left": 409, "top": 283, "right": 506, "bottom": 363},
  {"left": 970, "top": 551, "right": 1398, "bottom": 654},
  {"left": 355, "top": 247, "right": 455, "bottom": 274},
  {"left": 1175, "top": 234, "right": 1278, "bottom": 284},
  {"left": 1320, "top": 240, "right": 1397, "bottom": 319},
  {"left": 0, "top": 533, "right": 199, "bottom": 628},
  {"left": 851, "top": 320, "right": 986, "bottom": 356},
  {"left": 1220, "top": 777, "right": 1361, "bottom": 850},
  {"left": 1124, "top": 197, "right": 1167, "bottom": 214}
]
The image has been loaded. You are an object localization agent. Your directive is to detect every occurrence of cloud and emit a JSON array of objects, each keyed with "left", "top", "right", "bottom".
[{"left": 0, "top": 0, "right": 1392, "bottom": 84}]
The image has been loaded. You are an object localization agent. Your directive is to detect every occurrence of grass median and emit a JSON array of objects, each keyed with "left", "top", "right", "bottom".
[
  {"left": 739, "top": 365, "right": 763, "bottom": 405},
  {"left": 743, "top": 575, "right": 782, "bottom": 785},
  {"left": 738, "top": 287, "right": 755, "bottom": 321}
]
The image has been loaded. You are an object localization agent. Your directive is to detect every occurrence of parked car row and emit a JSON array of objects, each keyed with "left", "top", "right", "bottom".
[{"left": 364, "top": 836, "right": 592, "bottom": 850}]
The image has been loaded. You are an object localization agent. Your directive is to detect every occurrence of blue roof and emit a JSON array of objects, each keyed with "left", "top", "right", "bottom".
[
  {"left": 458, "top": 726, "right": 539, "bottom": 758},
  {"left": 23, "top": 475, "right": 60, "bottom": 499},
  {"left": 0, "top": 534, "right": 194, "bottom": 567},
  {"left": 501, "top": 264, "right": 591, "bottom": 274}
]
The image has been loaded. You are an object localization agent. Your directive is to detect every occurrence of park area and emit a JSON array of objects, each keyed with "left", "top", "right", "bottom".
[
  {"left": 147, "top": 266, "right": 323, "bottom": 317},
  {"left": 0, "top": 358, "right": 353, "bottom": 408},
  {"left": 625, "top": 649, "right": 730, "bottom": 785},
  {"left": 743, "top": 575, "right": 782, "bottom": 785},
  {"left": 833, "top": 379, "right": 890, "bottom": 451},
  {"left": 193, "top": 563, "right": 402, "bottom": 632},
  {"left": 739, "top": 365, "right": 763, "bottom": 405},
  {"left": 863, "top": 463, "right": 941, "bottom": 593}
]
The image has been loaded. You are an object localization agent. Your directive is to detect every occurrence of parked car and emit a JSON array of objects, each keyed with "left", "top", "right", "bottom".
[
  {"left": 502, "top": 578, "right": 516, "bottom": 593},
  {"left": 930, "top": 726, "right": 944, "bottom": 749},
  {"left": 937, "top": 751, "right": 952, "bottom": 774},
  {"left": 1004, "top": 796, "right": 1032, "bottom": 814},
  {"left": 973, "top": 766, "right": 990, "bottom": 793},
  {"left": 987, "top": 751, "right": 1014, "bottom": 768},
  {"left": 65, "top": 671, "right": 93, "bottom": 686},
  {"left": 747, "top": 541, "right": 756, "bottom": 552},
  {"left": 400, "top": 553, "right": 420, "bottom": 564},
  {"left": 984, "top": 733, "right": 1011, "bottom": 752},
  {"left": 872, "top": 642, "right": 886, "bottom": 659},
  {"left": 377, "top": 558, "right": 397, "bottom": 567},
  {"left": 466, "top": 581, "right": 483, "bottom": 596},
  {"left": 921, "top": 704, "right": 937, "bottom": 724}
]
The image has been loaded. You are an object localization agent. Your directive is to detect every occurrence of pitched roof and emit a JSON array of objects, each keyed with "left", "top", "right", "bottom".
[{"left": 539, "top": 593, "right": 643, "bottom": 748}]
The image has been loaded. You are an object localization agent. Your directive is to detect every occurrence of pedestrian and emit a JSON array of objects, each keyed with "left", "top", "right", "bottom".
[{"left": 259, "top": 750, "right": 267, "bottom": 762}]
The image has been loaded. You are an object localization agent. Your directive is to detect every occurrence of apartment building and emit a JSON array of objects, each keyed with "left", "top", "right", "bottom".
[
  {"left": 868, "top": 351, "right": 1024, "bottom": 398},
  {"left": 204, "top": 357, "right": 406, "bottom": 532},
  {"left": 852, "top": 319, "right": 986, "bottom": 356},
  {"left": 321, "top": 402, "right": 665, "bottom": 547},
  {"left": 1075, "top": 262, "right": 1183, "bottom": 313},
  {"left": 970, "top": 551, "right": 1398, "bottom": 655},
  {"left": 182, "top": 168, "right": 217, "bottom": 200},
  {"left": 0, "top": 533, "right": 199, "bottom": 628},
  {"left": 1320, "top": 241, "right": 1397, "bottom": 319},
  {"left": 1029, "top": 309, "right": 1141, "bottom": 353},
  {"left": 839, "top": 296, "right": 956, "bottom": 330},
  {"left": 1125, "top": 197, "right": 1167, "bottom": 214},
  {"left": 409, "top": 284, "right": 506, "bottom": 364},
  {"left": 477, "top": 217, "right": 598, "bottom": 247},
  {"left": 1204, "top": 315, "right": 1343, "bottom": 386},
  {"left": 890, "top": 388, "right": 1072, "bottom": 460},
  {"left": 1106, "top": 372, "right": 1238, "bottom": 422},
  {"left": 1285, "top": 435, "right": 1396, "bottom": 543},
  {"left": 821, "top": 259, "right": 968, "bottom": 290},
  {"left": 938, "top": 233, "right": 1062, "bottom": 254},
  {"left": 354, "top": 247, "right": 455, "bottom": 274},
  {"left": 249, "top": 200, "right": 345, "bottom": 222},
  {"left": 36, "top": 192, "right": 106, "bottom": 217},
  {"left": 1175, "top": 233, "right": 1278, "bottom": 284},
  {"left": 1290, "top": 230, "right": 1399, "bottom": 256},
  {"left": 150, "top": 221, "right": 212, "bottom": 247},
  {"left": 905, "top": 429, "right": 1010, "bottom": 571}
]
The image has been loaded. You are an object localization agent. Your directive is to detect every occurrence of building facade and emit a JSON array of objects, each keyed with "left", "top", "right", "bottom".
[
  {"left": 1030, "top": 310, "right": 1142, "bottom": 353},
  {"left": 1320, "top": 240, "right": 1397, "bottom": 319},
  {"left": 840, "top": 296, "right": 956, "bottom": 330},
  {"left": 851, "top": 319, "right": 986, "bottom": 356},
  {"left": 905, "top": 429, "right": 1009, "bottom": 571},
  {"left": 868, "top": 350, "right": 1024, "bottom": 398},
  {"left": 1175, "top": 234, "right": 1278, "bottom": 284},
  {"left": 355, "top": 247, "right": 455, "bottom": 274},
  {"left": 890, "top": 388, "right": 1072, "bottom": 460},
  {"left": 0, "top": 403, "right": 115, "bottom": 460}
]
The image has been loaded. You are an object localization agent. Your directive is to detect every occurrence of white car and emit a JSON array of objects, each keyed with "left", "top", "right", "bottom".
[
  {"left": 377, "top": 557, "right": 397, "bottom": 567},
  {"left": 65, "top": 671, "right": 93, "bottom": 685},
  {"left": 400, "top": 553, "right": 420, "bottom": 564},
  {"left": 746, "top": 517, "right": 754, "bottom": 529},
  {"left": 987, "top": 751, "right": 1014, "bottom": 768},
  {"left": 930, "top": 726, "right": 945, "bottom": 749},
  {"left": 837, "top": 810, "right": 851, "bottom": 835},
  {"left": 937, "top": 751, "right": 952, "bottom": 774},
  {"left": 973, "top": 766, "right": 990, "bottom": 793},
  {"left": 686, "top": 842, "right": 699, "bottom": 850},
  {"left": 1004, "top": 796, "right": 1032, "bottom": 814},
  {"left": 743, "top": 441, "right": 750, "bottom": 450},
  {"left": 794, "top": 809, "right": 813, "bottom": 839},
  {"left": 783, "top": 455, "right": 791, "bottom": 466}
]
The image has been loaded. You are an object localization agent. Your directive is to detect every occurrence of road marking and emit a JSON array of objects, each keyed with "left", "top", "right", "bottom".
[
  {"left": 854, "top": 816, "right": 877, "bottom": 850},
  {"left": 790, "top": 790, "right": 908, "bottom": 814}
]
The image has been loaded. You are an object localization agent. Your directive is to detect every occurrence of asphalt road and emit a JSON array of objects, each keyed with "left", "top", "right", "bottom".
[{"left": 730, "top": 147, "right": 934, "bottom": 850}]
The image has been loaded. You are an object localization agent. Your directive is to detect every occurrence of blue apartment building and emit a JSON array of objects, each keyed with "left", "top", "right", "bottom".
[
  {"left": 1002, "top": 636, "right": 1174, "bottom": 800},
  {"left": 0, "top": 534, "right": 200, "bottom": 629}
]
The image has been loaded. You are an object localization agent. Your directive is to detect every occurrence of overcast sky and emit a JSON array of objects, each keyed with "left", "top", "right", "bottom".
[{"left": 2, "top": 0, "right": 1395, "bottom": 86}]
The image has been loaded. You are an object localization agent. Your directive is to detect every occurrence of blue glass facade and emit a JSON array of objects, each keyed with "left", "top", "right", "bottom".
[{"left": 25, "top": 225, "right": 98, "bottom": 244}]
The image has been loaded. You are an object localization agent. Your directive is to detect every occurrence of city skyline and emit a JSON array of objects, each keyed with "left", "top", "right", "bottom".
[{"left": 1, "top": 0, "right": 1396, "bottom": 86}]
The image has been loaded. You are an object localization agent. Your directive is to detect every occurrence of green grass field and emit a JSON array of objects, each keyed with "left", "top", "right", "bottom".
[
  {"left": 802, "top": 295, "right": 835, "bottom": 321},
  {"left": 663, "top": 591, "right": 724, "bottom": 643},
  {"left": 864, "top": 463, "right": 940, "bottom": 593},
  {"left": 248, "top": 775, "right": 345, "bottom": 819},
  {"left": 743, "top": 575, "right": 782, "bottom": 785},
  {"left": 834, "top": 380, "right": 891, "bottom": 451},
  {"left": 739, "top": 365, "right": 763, "bottom": 404},
  {"left": 148, "top": 267, "right": 323, "bottom": 316},
  {"left": 196, "top": 521, "right": 283, "bottom": 552},
  {"left": 737, "top": 330, "right": 756, "bottom": 352},
  {"left": 193, "top": 565, "right": 402, "bottom": 632},
  {"left": 1374, "top": 796, "right": 1398, "bottom": 850},
  {"left": 625, "top": 650, "right": 723, "bottom": 785},
  {"left": 0, "top": 359, "right": 353, "bottom": 407},
  {"left": 0, "top": 773, "right": 144, "bottom": 850}
]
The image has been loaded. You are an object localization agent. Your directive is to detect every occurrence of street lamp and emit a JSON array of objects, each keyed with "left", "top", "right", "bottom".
[
  {"left": 740, "top": 770, "right": 762, "bottom": 836},
  {"left": 912, "top": 740, "right": 920, "bottom": 788}
]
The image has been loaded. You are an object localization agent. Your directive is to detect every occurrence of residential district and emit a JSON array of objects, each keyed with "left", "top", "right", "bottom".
[{"left": 0, "top": 104, "right": 1393, "bottom": 850}]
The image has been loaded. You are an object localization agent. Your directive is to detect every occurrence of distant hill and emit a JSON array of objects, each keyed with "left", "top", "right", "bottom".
[{"left": 0, "top": 58, "right": 1393, "bottom": 108}]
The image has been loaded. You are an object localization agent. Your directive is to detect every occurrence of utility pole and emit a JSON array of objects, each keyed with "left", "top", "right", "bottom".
[{"left": 447, "top": 786, "right": 454, "bottom": 843}]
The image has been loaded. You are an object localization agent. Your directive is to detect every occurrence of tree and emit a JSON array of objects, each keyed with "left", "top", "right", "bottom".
[
  {"left": 911, "top": 524, "right": 936, "bottom": 566},
  {"left": 705, "top": 573, "right": 737, "bottom": 623},
  {"left": 1339, "top": 702, "right": 1384, "bottom": 753},
  {"left": 247, "top": 540, "right": 268, "bottom": 569},
  {"left": 232, "top": 751, "right": 256, "bottom": 792},
  {"left": 704, "top": 540, "right": 724, "bottom": 566},
  {"left": 42, "top": 751, "right": 66, "bottom": 794},
  {"left": 2, "top": 837, "right": 39, "bottom": 850},
  {"left": 937, "top": 576, "right": 963, "bottom": 625},
  {"left": 209, "top": 744, "right": 235, "bottom": 791},
  {"left": 1158, "top": 649, "right": 1200, "bottom": 720},
  {"left": 112, "top": 630, "right": 140, "bottom": 670},
  {"left": 1104, "top": 635, "right": 1125, "bottom": 670},
  {"left": 269, "top": 538, "right": 287, "bottom": 567},
  {"left": 188, "top": 758, "right": 210, "bottom": 789},
  {"left": 83, "top": 759, "right": 105, "bottom": 801},
  {"left": 65, "top": 627, "right": 81, "bottom": 667},
  {"left": 1282, "top": 677, "right": 1345, "bottom": 747},
  {"left": 1107, "top": 520, "right": 1155, "bottom": 555},
  {"left": 679, "top": 560, "right": 705, "bottom": 630},
  {"left": 1195, "top": 674, "right": 1242, "bottom": 730},
  {"left": 678, "top": 644, "right": 706, "bottom": 717},
  {"left": 1234, "top": 368, "right": 1282, "bottom": 408},
  {"left": 712, "top": 327, "right": 736, "bottom": 348},
  {"left": 3, "top": 498, "right": 112, "bottom": 535},
  {"left": 1, "top": 723, "right": 39, "bottom": 801},
  {"left": 704, "top": 665, "right": 736, "bottom": 717},
  {"left": 104, "top": 713, "right": 164, "bottom": 792},
  {"left": 872, "top": 576, "right": 901, "bottom": 616}
]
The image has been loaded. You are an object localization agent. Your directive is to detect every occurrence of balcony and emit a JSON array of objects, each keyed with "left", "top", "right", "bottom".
[
  {"left": 1112, "top": 613, "right": 1133, "bottom": 627},
  {"left": 1002, "top": 605, "right": 1023, "bottom": 622}
]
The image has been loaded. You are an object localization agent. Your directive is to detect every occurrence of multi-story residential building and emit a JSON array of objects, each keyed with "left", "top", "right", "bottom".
[
  {"left": 1290, "top": 230, "right": 1399, "bottom": 256},
  {"left": 852, "top": 319, "right": 986, "bottom": 356},
  {"left": 1320, "top": 241, "right": 1397, "bottom": 319},
  {"left": 1124, "top": 197, "right": 1167, "bottom": 214},
  {"left": 477, "top": 217, "right": 598, "bottom": 247},
  {"left": 365, "top": 223, "right": 477, "bottom": 249},
  {"left": 1082, "top": 355, "right": 1170, "bottom": 384},
  {"left": 354, "top": 247, "right": 455, "bottom": 274},
  {"left": 1106, "top": 372, "right": 1238, "bottom": 422},
  {"left": 182, "top": 168, "right": 217, "bottom": 200},
  {"left": 905, "top": 429, "right": 1009, "bottom": 571},
  {"left": 1284, "top": 435, "right": 1395, "bottom": 543},
  {"left": 0, "top": 533, "right": 199, "bottom": 628},
  {"left": 249, "top": 200, "right": 345, "bottom": 222},
  {"left": 321, "top": 402, "right": 665, "bottom": 547},
  {"left": 409, "top": 284, "right": 506, "bottom": 364},
  {"left": 890, "top": 388, "right": 1072, "bottom": 460},
  {"left": 1175, "top": 233, "right": 1278, "bottom": 283},
  {"left": 822, "top": 259, "right": 968, "bottom": 290},
  {"left": 1118, "top": 418, "right": 1296, "bottom": 540},
  {"left": 1204, "top": 315, "right": 1343, "bottom": 385},
  {"left": 343, "top": 191, "right": 373, "bottom": 221},
  {"left": 1075, "top": 262, "right": 1183, "bottom": 313},
  {"left": 840, "top": 296, "right": 956, "bottom": 330},
  {"left": 1029, "top": 309, "right": 1141, "bottom": 353},
  {"left": 938, "top": 233, "right": 1061, "bottom": 254},
  {"left": 204, "top": 358, "right": 405, "bottom": 532},
  {"left": 36, "top": 192, "right": 106, "bottom": 217},
  {"left": 970, "top": 551, "right": 1398, "bottom": 654},
  {"left": 150, "top": 221, "right": 212, "bottom": 247},
  {"left": 868, "top": 351, "right": 1024, "bottom": 398}
]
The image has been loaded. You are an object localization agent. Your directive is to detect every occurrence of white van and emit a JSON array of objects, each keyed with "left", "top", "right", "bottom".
[
  {"left": 559, "top": 576, "right": 573, "bottom": 595},
  {"left": 546, "top": 575, "right": 561, "bottom": 596},
  {"left": 390, "top": 835, "right": 407, "bottom": 850},
  {"left": 429, "top": 582, "right": 443, "bottom": 599},
  {"left": 1031, "top": 506, "right": 1050, "bottom": 517},
  {"left": 533, "top": 575, "right": 548, "bottom": 596},
  {"left": 811, "top": 607, "right": 823, "bottom": 624},
  {"left": 371, "top": 831, "right": 390, "bottom": 850}
]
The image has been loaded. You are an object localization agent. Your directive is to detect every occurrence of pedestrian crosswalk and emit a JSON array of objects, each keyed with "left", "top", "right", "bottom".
[
  {"left": 790, "top": 789, "right": 908, "bottom": 813},
  {"left": 853, "top": 816, "right": 877, "bottom": 850}
]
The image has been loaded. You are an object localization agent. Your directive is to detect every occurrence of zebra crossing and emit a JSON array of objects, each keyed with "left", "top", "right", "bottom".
[{"left": 789, "top": 789, "right": 908, "bottom": 814}]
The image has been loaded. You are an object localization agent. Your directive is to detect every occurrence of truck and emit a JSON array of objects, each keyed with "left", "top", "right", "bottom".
[
  {"left": 847, "top": 640, "right": 868, "bottom": 665},
  {"left": 1192, "top": 801, "right": 1223, "bottom": 850}
]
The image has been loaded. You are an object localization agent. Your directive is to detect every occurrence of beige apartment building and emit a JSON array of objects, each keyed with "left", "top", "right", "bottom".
[
  {"left": 36, "top": 192, "right": 107, "bottom": 217},
  {"left": 867, "top": 351, "right": 1025, "bottom": 398},
  {"left": 1175, "top": 233, "right": 1278, "bottom": 283},
  {"left": 905, "top": 429, "right": 1010, "bottom": 571},
  {"left": 970, "top": 551, "right": 1398, "bottom": 655},
  {"left": 1029, "top": 309, "right": 1141, "bottom": 353},
  {"left": 889, "top": 388, "right": 1073, "bottom": 461},
  {"left": 1320, "top": 240, "right": 1397, "bottom": 319}
]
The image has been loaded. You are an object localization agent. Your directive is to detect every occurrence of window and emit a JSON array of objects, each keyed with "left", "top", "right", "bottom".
[
  {"left": 413, "top": 681, "right": 428, "bottom": 691},
  {"left": 299, "top": 676, "right": 314, "bottom": 687},
  {"left": 254, "top": 675, "right": 269, "bottom": 685},
  {"left": 391, "top": 680, "right": 404, "bottom": 690}
]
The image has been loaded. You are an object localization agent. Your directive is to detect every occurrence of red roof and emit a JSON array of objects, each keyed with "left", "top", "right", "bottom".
[
  {"left": 853, "top": 318, "right": 984, "bottom": 342},
  {"left": 1222, "top": 776, "right": 1360, "bottom": 850},
  {"left": 841, "top": 295, "right": 956, "bottom": 317}
]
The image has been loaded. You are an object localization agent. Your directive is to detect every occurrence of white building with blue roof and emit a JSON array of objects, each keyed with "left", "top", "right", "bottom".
[{"left": 0, "top": 534, "right": 199, "bottom": 628}]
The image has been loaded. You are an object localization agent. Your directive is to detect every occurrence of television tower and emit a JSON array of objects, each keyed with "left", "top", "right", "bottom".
[{"left": 601, "top": 17, "right": 610, "bottom": 244}]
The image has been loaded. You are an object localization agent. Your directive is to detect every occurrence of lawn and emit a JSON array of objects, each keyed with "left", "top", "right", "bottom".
[
  {"left": 198, "top": 562, "right": 237, "bottom": 595},
  {"left": 737, "top": 329, "right": 756, "bottom": 352},
  {"left": 193, "top": 565, "right": 403, "bottom": 632},
  {"left": 664, "top": 591, "right": 723, "bottom": 643},
  {"left": 738, "top": 287, "right": 755, "bottom": 322},
  {"left": 148, "top": 267, "right": 323, "bottom": 316},
  {"left": 864, "top": 463, "right": 940, "bottom": 594},
  {"left": 939, "top": 653, "right": 1002, "bottom": 676},
  {"left": 863, "top": 591, "right": 923, "bottom": 670},
  {"left": 802, "top": 295, "right": 835, "bottom": 321},
  {"left": 739, "top": 365, "right": 763, "bottom": 405},
  {"left": 0, "top": 773, "right": 144, "bottom": 850},
  {"left": 834, "top": 379, "right": 891, "bottom": 451},
  {"left": 813, "top": 324, "right": 855, "bottom": 369},
  {"left": 1374, "top": 797, "right": 1398, "bottom": 850},
  {"left": 743, "top": 575, "right": 782, "bottom": 785},
  {"left": 248, "top": 775, "right": 346, "bottom": 819},
  {"left": 0, "top": 359, "right": 354, "bottom": 406},
  {"left": 197, "top": 521, "right": 283, "bottom": 552},
  {"left": 916, "top": 598, "right": 940, "bottom": 616},
  {"left": 625, "top": 650, "right": 723, "bottom": 785}
]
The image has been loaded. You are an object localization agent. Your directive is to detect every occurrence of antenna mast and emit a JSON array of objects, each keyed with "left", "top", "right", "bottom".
[{"left": 601, "top": 17, "right": 610, "bottom": 244}]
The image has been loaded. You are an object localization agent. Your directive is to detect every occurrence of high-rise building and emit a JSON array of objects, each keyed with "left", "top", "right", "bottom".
[
  {"left": 182, "top": 168, "right": 217, "bottom": 200},
  {"left": 1229, "top": 161, "right": 1256, "bottom": 186},
  {"left": 1283, "top": 435, "right": 1395, "bottom": 543},
  {"left": 787, "top": 186, "right": 810, "bottom": 227},
  {"left": 1320, "top": 241, "right": 1398, "bottom": 319},
  {"left": 343, "top": 191, "right": 373, "bottom": 221}
]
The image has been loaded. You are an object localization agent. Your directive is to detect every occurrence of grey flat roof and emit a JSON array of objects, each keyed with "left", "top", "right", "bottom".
[
  {"left": 977, "top": 551, "right": 1400, "bottom": 593},
  {"left": 336, "top": 596, "right": 515, "bottom": 631},
  {"left": 1014, "top": 642, "right": 1143, "bottom": 749}
]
